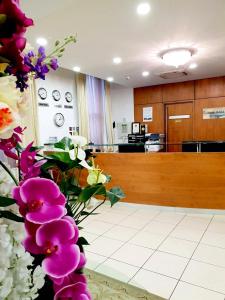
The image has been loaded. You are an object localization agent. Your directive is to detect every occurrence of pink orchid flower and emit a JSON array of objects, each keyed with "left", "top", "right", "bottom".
[
  {"left": 0, "top": 126, "right": 24, "bottom": 159},
  {"left": 36, "top": 219, "right": 80, "bottom": 278},
  {"left": 52, "top": 272, "right": 87, "bottom": 293},
  {"left": 12, "top": 177, "right": 66, "bottom": 224},
  {"left": 20, "top": 142, "right": 46, "bottom": 180},
  {"left": 54, "top": 282, "right": 91, "bottom": 300}
]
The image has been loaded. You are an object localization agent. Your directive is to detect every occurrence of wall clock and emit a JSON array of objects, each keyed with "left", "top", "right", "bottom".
[
  {"left": 38, "top": 87, "right": 47, "bottom": 100},
  {"left": 65, "top": 91, "right": 72, "bottom": 103},
  {"left": 52, "top": 90, "right": 61, "bottom": 101},
  {"left": 54, "top": 113, "right": 65, "bottom": 127}
]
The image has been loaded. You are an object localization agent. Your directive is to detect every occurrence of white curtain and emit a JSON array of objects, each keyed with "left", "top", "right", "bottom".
[{"left": 86, "top": 76, "right": 114, "bottom": 145}]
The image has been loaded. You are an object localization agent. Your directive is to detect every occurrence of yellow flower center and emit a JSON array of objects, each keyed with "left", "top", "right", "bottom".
[{"left": 0, "top": 107, "right": 13, "bottom": 131}]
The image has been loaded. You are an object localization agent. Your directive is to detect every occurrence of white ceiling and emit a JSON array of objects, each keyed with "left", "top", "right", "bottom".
[{"left": 21, "top": 0, "right": 225, "bottom": 88}]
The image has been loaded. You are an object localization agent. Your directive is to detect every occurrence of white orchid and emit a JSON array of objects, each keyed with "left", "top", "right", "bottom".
[
  {"left": 0, "top": 76, "right": 26, "bottom": 139},
  {"left": 69, "top": 135, "right": 88, "bottom": 165}
]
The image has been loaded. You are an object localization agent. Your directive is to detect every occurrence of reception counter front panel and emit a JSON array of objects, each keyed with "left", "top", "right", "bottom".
[{"left": 94, "top": 153, "right": 225, "bottom": 209}]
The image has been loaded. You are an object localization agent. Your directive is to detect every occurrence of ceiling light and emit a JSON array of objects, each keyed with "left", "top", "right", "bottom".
[
  {"left": 107, "top": 77, "right": 114, "bottom": 82},
  {"left": 189, "top": 63, "right": 198, "bottom": 69},
  {"left": 142, "top": 71, "right": 149, "bottom": 77},
  {"left": 73, "top": 66, "right": 81, "bottom": 72},
  {"left": 137, "top": 2, "right": 151, "bottom": 15},
  {"left": 113, "top": 57, "right": 122, "bottom": 64},
  {"left": 161, "top": 48, "right": 193, "bottom": 67},
  {"left": 36, "top": 37, "right": 48, "bottom": 46},
  {"left": 125, "top": 75, "right": 131, "bottom": 80}
]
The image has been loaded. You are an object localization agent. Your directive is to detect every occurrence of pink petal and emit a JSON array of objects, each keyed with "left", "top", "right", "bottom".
[
  {"left": 20, "top": 178, "right": 61, "bottom": 204},
  {"left": 36, "top": 219, "right": 76, "bottom": 247},
  {"left": 23, "top": 236, "right": 42, "bottom": 255},
  {"left": 26, "top": 204, "right": 66, "bottom": 224},
  {"left": 77, "top": 253, "right": 87, "bottom": 270},
  {"left": 63, "top": 216, "right": 79, "bottom": 243},
  {"left": 12, "top": 186, "right": 24, "bottom": 206},
  {"left": 54, "top": 283, "right": 90, "bottom": 300},
  {"left": 42, "top": 244, "right": 80, "bottom": 278}
]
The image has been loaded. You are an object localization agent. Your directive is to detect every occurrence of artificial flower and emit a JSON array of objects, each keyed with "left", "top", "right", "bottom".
[
  {"left": 20, "top": 142, "right": 46, "bottom": 180},
  {"left": 0, "top": 126, "right": 24, "bottom": 159},
  {"left": 86, "top": 158, "right": 107, "bottom": 185},
  {"left": 12, "top": 177, "right": 67, "bottom": 224},
  {"left": 36, "top": 219, "right": 80, "bottom": 278},
  {"left": 70, "top": 135, "right": 87, "bottom": 147},
  {"left": 53, "top": 273, "right": 87, "bottom": 293},
  {"left": 0, "top": 162, "right": 17, "bottom": 196},
  {"left": 54, "top": 282, "right": 91, "bottom": 300}
]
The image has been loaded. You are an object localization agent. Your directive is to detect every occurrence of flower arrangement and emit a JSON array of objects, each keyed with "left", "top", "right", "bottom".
[{"left": 0, "top": 1, "right": 125, "bottom": 299}]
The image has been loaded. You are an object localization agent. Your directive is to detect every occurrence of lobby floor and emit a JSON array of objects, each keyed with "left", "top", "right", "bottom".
[{"left": 82, "top": 201, "right": 225, "bottom": 300}]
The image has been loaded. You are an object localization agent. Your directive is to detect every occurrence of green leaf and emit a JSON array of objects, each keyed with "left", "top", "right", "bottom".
[
  {"left": 0, "top": 14, "right": 7, "bottom": 25},
  {"left": 105, "top": 174, "right": 112, "bottom": 183},
  {"left": 0, "top": 211, "right": 24, "bottom": 222},
  {"left": 54, "top": 137, "right": 73, "bottom": 151},
  {"left": 106, "top": 187, "right": 125, "bottom": 207},
  {"left": 48, "top": 152, "right": 71, "bottom": 164},
  {"left": 77, "top": 237, "right": 89, "bottom": 246},
  {"left": 80, "top": 211, "right": 99, "bottom": 216},
  {"left": 0, "top": 196, "right": 16, "bottom": 207},
  {"left": 78, "top": 184, "right": 106, "bottom": 203},
  {"left": 0, "top": 55, "right": 10, "bottom": 63}
]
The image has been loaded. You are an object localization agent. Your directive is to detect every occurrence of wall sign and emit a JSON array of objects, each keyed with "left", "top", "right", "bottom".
[
  {"left": 143, "top": 107, "right": 153, "bottom": 122},
  {"left": 203, "top": 107, "right": 225, "bottom": 119},
  {"left": 169, "top": 115, "right": 191, "bottom": 120},
  {"left": 132, "top": 122, "right": 140, "bottom": 134}
]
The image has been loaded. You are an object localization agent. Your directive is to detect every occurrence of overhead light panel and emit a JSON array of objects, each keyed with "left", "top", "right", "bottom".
[
  {"left": 113, "top": 57, "right": 122, "bottom": 64},
  {"left": 137, "top": 2, "right": 151, "bottom": 15},
  {"left": 142, "top": 71, "right": 149, "bottom": 77},
  {"left": 189, "top": 63, "right": 198, "bottom": 69},
  {"left": 107, "top": 77, "right": 114, "bottom": 82},
  {"left": 73, "top": 66, "right": 81, "bottom": 72},
  {"left": 36, "top": 37, "right": 48, "bottom": 46},
  {"left": 161, "top": 48, "right": 193, "bottom": 68}
]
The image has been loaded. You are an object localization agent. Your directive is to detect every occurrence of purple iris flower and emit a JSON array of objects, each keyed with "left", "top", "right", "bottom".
[
  {"left": 12, "top": 177, "right": 66, "bottom": 224},
  {"left": 35, "top": 219, "right": 81, "bottom": 278},
  {"left": 50, "top": 58, "right": 59, "bottom": 70}
]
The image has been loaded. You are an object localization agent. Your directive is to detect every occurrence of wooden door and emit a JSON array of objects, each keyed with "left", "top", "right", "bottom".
[{"left": 166, "top": 102, "right": 193, "bottom": 152}]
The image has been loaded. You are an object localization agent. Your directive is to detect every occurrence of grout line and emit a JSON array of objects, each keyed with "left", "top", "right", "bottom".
[{"left": 168, "top": 214, "right": 215, "bottom": 299}]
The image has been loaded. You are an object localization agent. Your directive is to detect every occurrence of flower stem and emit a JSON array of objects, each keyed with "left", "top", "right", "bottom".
[
  {"left": 77, "top": 198, "right": 106, "bottom": 225},
  {"left": 0, "top": 161, "right": 18, "bottom": 186}
]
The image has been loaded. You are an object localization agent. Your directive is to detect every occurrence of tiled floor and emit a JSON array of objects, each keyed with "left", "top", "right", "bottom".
[{"left": 81, "top": 201, "right": 225, "bottom": 300}]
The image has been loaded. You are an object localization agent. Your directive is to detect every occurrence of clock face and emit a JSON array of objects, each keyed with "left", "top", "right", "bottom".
[
  {"left": 52, "top": 90, "right": 61, "bottom": 101},
  {"left": 65, "top": 92, "right": 72, "bottom": 103},
  {"left": 38, "top": 87, "right": 47, "bottom": 100},
  {"left": 54, "top": 113, "right": 65, "bottom": 127}
]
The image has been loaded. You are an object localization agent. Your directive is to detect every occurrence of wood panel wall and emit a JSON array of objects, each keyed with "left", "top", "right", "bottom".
[
  {"left": 134, "top": 76, "right": 225, "bottom": 140},
  {"left": 95, "top": 153, "right": 225, "bottom": 209}
]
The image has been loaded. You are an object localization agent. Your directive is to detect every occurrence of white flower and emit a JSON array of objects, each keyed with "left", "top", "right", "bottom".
[
  {"left": 70, "top": 135, "right": 87, "bottom": 147},
  {"left": 0, "top": 76, "right": 24, "bottom": 139},
  {"left": 87, "top": 170, "right": 107, "bottom": 185},
  {"left": 0, "top": 220, "right": 45, "bottom": 300},
  {"left": 69, "top": 135, "right": 88, "bottom": 167},
  {"left": 0, "top": 163, "right": 17, "bottom": 197}
]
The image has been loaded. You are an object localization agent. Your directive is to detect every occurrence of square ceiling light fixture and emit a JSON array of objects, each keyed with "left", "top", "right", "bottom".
[{"left": 161, "top": 48, "right": 195, "bottom": 68}]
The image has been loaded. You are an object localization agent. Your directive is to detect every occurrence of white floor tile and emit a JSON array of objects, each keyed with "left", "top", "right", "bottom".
[
  {"left": 97, "top": 212, "right": 125, "bottom": 224},
  {"left": 153, "top": 212, "right": 185, "bottom": 225},
  {"left": 130, "top": 269, "right": 177, "bottom": 299},
  {"left": 213, "top": 215, "right": 225, "bottom": 223},
  {"left": 182, "top": 260, "right": 225, "bottom": 294},
  {"left": 84, "top": 220, "right": 113, "bottom": 235},
  {"left": 87, "top": 236, "right": 124, "bottom": 257},
  {"left": 95, "top": 258, "right": 139, "bottom": 282},
  {"left": 144, "top": 221, "right": 176, "bottom": 235},
  {"left": 179, "top": 216, "right": 210, "bottom": 230},
  {"left": 80, "top": 231, "right": 99, "bottom": 243},
  {"left": 201, "top": 231, "right": 225, "bottom": 249},
  {"left": 207, "top": 221, "right": 225, "bottom": 234},
  {"left": 193, "top": 244, "right": 225, "bottom": 268},
  {"left": 85, "top": 251, "right": 107, "bottom": 270},
  {"left": 170, "top": 225, "right": 204, "bottom": 242},
  {"left": 111, "top": 243, "right": 154, "bottom": 267},
  {"left": 143, "top": 251, "right": 189, "bottom": 279},
  {"left": 159, "top": 237, "right": 197, "bottom": 258},
  {"left": 120, "top": 215, "right": 150, "bottom": 229},
  {"left": 171, "top": 281, "right": 225, "bottom": 300},
  {"left": 130, "top": 231, "right": 166, "bottom": 249},
  {"left": 103, "top": 225, "right": 138, "bottom": 242}
]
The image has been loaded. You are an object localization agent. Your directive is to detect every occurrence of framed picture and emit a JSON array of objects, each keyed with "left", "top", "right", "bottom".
[{"left": 132, "top": 122, "right": 140, "bottom": 134}]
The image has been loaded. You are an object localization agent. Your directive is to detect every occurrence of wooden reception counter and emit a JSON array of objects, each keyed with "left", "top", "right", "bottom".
[{"left": 94, "top": 152, "right": 225, "bottom": 209}]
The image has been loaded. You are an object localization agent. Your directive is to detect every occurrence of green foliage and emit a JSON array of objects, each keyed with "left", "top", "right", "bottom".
[
  {"left": 106, "top": 187, "right": 125, "bottom": 207},
  {"left": 0, "top": 196, "right": 16, "bottom": 207},
  {"left": 0, "top": 211, "right": 24, "bottom": 222},
  {"left": 78, "top": 184, "right": 106, "bottom": 203},
  {"left": 54, "top": 137, "right": 73, "bottom": 151}
]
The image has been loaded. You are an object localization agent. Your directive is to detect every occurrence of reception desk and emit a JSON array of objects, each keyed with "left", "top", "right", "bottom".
[{"left": 94, "top": 152, "right": 225, "bottom": 209}]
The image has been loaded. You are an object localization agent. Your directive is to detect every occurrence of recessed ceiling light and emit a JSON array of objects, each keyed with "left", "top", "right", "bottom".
[
  {"left": 142, "top": 71, "right": 149, "bottom": 77},
  {"left": 36, "top": 37, "right": 48, "bottom": 46},
  {"left": 73, "top": 66, "right": 81, "bottom": 72},
  {"left": 189, "top": 63, "right": 198, "bottom": 69},
  {"left": 161, "top": 48, "right": 193, "bottom": 67},
  {"left": 137, "top": 2, "right": 151, "bottom": 15},
  {"left": 107, "top": 77, "right": 114, "bottom": 82},
  {"left": 113, "top": 57, "right": 122, "bottom": 64},
  {"left": 125, "top": 75, "right": 131, "bottom": 80}
]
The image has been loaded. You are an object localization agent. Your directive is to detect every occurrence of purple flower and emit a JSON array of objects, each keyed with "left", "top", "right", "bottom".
[
  {"left": 50, "top": 58, "right": 59, "bottom": 70},
  {"left": 52, "top": 273, "right": 87, "bottom": 293},
  {"left": 20, "top": 142, "right": 46, "bottom": 180},
  {"left": 12, "top": 177, "right": 66, "bottom": 224},
  {"left": 23, "top": 220, "right": 42, "bottom": 254},
  {"left": 54, "top": 282, "right": 91, "bottom": 300},
  {"left": 36, "top": 219, "right": 80, "bottom": 278},
  {"left": 0, "top": 126, "right": 24, "bottom": 159}
]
